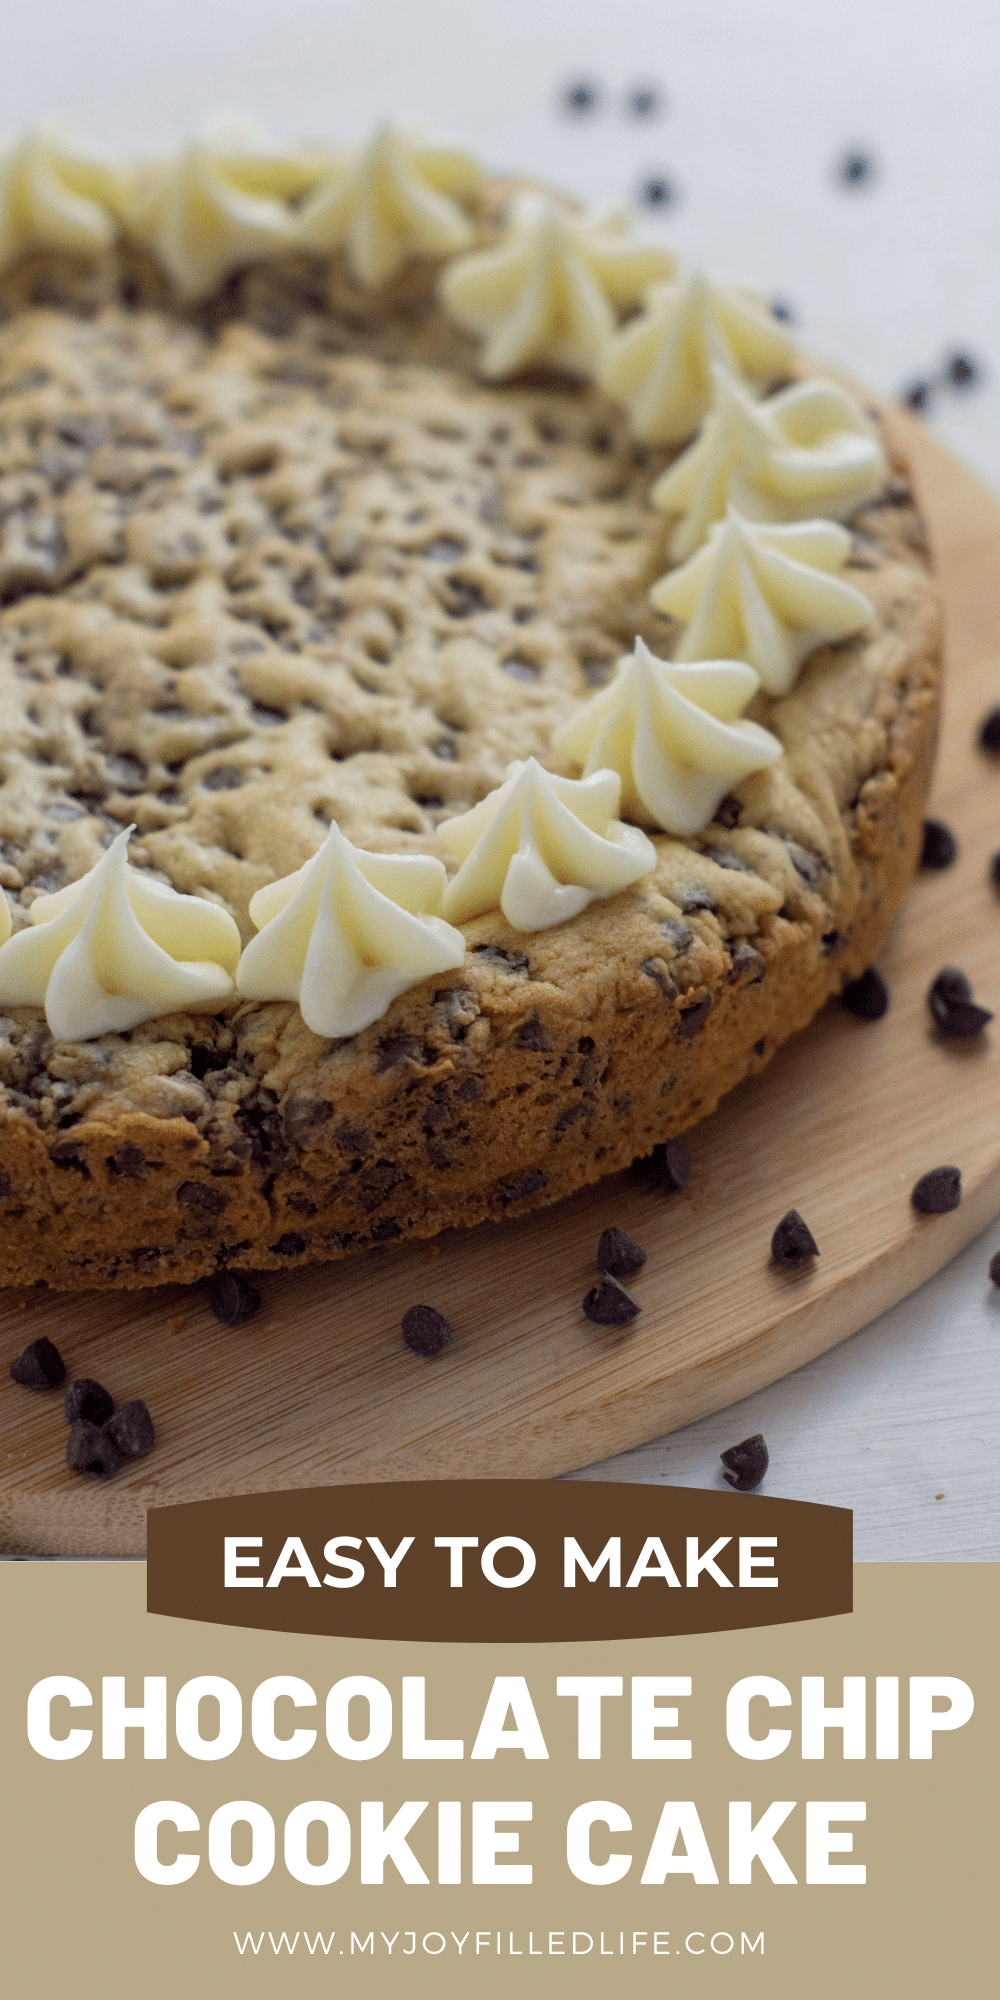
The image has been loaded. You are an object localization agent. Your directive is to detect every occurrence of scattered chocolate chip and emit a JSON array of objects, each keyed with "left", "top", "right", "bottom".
[
  {"left": 903, "top": 380, "right": 933, "bottom": 413},
  {"left": 563, "top": 78, "right": 600, "bottom": 115},
  {"left": 10, "top": 1337, "right": 66, "bottom": 1389},
  {"left": 67, "top": 1419, "right": 119, "bottom": 1479},
  {"left": 633, "top": 1137, "right": 690, "bottom": 1191},
  {"left": 947, "top": 352, "right": 980, "bottom": 389},
  {"left": 627, "top": 83, "right": 662, "bottom": 118},
  {"left": 920, "top": 818, "right": 957, "bottom": 869},
  {"left": 978, "top": 706, "right": 1000, "bottom": 752},
  {"left": 209, "top": 1271, "right": 262, "bottom": 1326},
  {"left": 721, "top": 1433, "right": 769, "bottom": 1492},
  {"left": 771, "top": 1210, "right": 820, "bottom": 1269},
  {"left": 640, "top": 174, "right": 674, "bottom": 208},
  {"left": 64, "top": 1378, "right": 114, "bottom": 1426},
  {"left": 841, "top": 966, "right": 889, "bottom": 1020},
  {"left": 911, "top": 1166, "right": 961, "bottom": 1215},
  {"left": 771, "top": 298, "right": 795, "bottom": 323},
  {"left": 838, "top": 148, "right": 876, "bottom": 187},
  {"left": 597, "top": 1227, "right": 647, "bottom": 1281},
  {"left": 104, "top": 1400, "right": 155, "bottom": 1458},
  {"left": 402, "top": 1304, "right": 452, "bottom": 1358},
  {"left": 989, "top": 1249, "right": 1000, "bottom": 1288},
  {"left": 583, "top": 1274, "right": 641, "bottom": 1325},
  {"left": 928, "top": 965, "right": 993, "bottom": 1038}
]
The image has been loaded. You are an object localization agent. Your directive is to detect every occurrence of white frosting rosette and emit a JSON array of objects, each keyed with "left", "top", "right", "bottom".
[
  {"left": 0, "top": 119, "right": 127, "bottom": 270},
  {"left": 599, "top": 272, "right": 796, "bottom": 445},
  {"left": 552, "top": 638, "right": 783, "bottom": 836},
  {"left": 651, "top": 508, "right": 873, "bottom": 695},
  {"left": 438, "top": 759, "right": 656, "bottom": 931},
  {"left": 296, "top": 121, "right": 481, "bottom": 288},
  {"left": 439, "top": 191, "right": 675, "bottom": 380},
  {"left": 0, "top": 828, "right": 241, "bottom": 1041},
  {"left": 236, "top": 821, "right": 466, "bottom": 1039}
]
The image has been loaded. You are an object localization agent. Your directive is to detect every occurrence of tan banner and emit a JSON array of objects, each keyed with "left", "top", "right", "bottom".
[
  {"left": 2, "top": 1562, "right": 993, "bottom": 1998},
  {"left": 146, "top": 1480, "right": 852, "bottom": 1640}
]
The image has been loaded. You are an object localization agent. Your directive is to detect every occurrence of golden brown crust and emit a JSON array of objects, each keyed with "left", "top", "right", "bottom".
[{"left": 0, "top": 245, "right": 941, "bottom": 1288}]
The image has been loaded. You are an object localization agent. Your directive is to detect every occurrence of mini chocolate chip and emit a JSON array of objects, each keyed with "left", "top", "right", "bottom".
[
  {"left": 640, "top": 174, "right": 674, "bottom": 208},
  {"left": 911, "top": 1166, "right": 962, "bottom": 1215},
  {"left": 729, "top": 941, "right": 766, "bottom": 984},
  {"left": 583, "top": 1275, "right": 641, "bottom": 1325},
  {"left": 678, "top": 995, "right": 712, "bottom": 1037},
  {"left": 272, "top": 1232, "right": 307, "bottom": 1257},
  {"left": 903, "top": 380, "right": 933, "bottom": 413},
  {"left": 500, "top": 1170, "right": 547, "bottom": 1203},
  {"left": 563, "top": 78, "right": 600, "bottom": 115},
  {"left": 209, "top": 1271, "right": 262, "bottom": 1326},
  {"left": 989, "top": 1249, "right": 1000, "bottom": 1288},
  {"left": 978, "top": 706, "right": 1000, "bottom": 752},
  {"left": 841, "top": 967, "right": 889, "bottom": 1020},
  {"left": 104, "top": 1400, "right": 155, "bottom": 1458},
  {"left": 947, "top": 352, "right": 980, "bottom": 389},
  {"left": 838, "top": 148, "right": 876, "bottom": 187},
  {"left": 597, "top": 1227, "right": 647, "bottom": 1281},
  {"left": 67, "top": 1420, "right": 120, "bottom": 1478},
  {"left": 402, "top": 1304, "right": 452, "bottom": 1358},
  {"left": 771, "top": 1210, "right": 820, "bottom": 1269},
  {"left": 928, "top": 965, "right": 993, "bottom": 1037},
  {"left": 920, "top": 818, "right": 957, "bottom": 869},
  {"left": 721, "top": 1433, "right": 769, "bottom": 1492},
  {"left": 660, "top": 918, "right": 694, "bottom": 950},
  {"left": 641, "top": 956, "right": 677, "bottom": 998},
  {"left": 681, "top": 887, "right": 714, "bottom": 913},
  {"left": 633, "top": 1137, "right": 691, "bottom": 1191},
  {"left": 10, "top": 1337, "right": 66, "bottom": 1389},
  {"left": 176, "top": 1180, "right": 228, "bottom": 1216},
  {"left": 64, "top": 1378, "right": 114, "bottom": 1426}
]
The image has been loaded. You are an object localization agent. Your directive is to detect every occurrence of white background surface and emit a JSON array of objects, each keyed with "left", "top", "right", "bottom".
[{"left": 1, "top": 0, "right": 998, "bottom": 1557}]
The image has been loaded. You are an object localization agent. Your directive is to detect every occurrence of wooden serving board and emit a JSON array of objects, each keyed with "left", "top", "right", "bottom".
[{"left": 2, "top": 412, "right": 999, "bottom": 1556}]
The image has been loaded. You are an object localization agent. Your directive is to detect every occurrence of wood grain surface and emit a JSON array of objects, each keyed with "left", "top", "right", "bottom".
[{"left": 2, "top": 410, "right": 998, "bottom": 1556}]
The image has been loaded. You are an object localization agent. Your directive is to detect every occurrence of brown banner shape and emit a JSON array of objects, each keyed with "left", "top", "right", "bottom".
[{"left": 147, "top": 1481, "right": 851, "bottom": 1639}]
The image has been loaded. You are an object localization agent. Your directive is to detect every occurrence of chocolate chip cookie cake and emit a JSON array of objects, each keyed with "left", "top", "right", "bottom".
[{"left": 0, "top": 117, "right": 941, "bottom": 1288}]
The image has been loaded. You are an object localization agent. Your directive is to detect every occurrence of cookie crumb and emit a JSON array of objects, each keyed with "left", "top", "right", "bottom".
[
  {"left": 209, "top": 1271, "right": 263, "bottom": 1327},
  {"left": 597, "top": 1226, "right": 647, "bottom": 1280},
  {"left": 911, "top": 1166, "right": 961, "bottom": 1214},
  {"left": 583, "top": 1275, "right": 641, "bottom": 1325},
  {"left": 841, "top": 966, "right": 889, "bottom": 1020},
  {"left": 402, "top": 1304, "right": 452, "bottom": 1358},
  {"left": 770, "top": 1210, "right": 819, "bottom": 1269},
  {"left": 10, "top": 1337, "right": 66, "bottom": 1389},
  {"left": 64, "top": 1379, "right": 114, "bottom": 1426},
  {"left": 721, "top": 1434, "right": 769, "bottom": 1491},
  {"left": 920, "top": 818, "right": 957, "bottom": 869}
]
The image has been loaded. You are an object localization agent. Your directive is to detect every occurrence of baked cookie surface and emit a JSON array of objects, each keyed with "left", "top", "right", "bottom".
[{"left": 0, "top": 253, "right": 940, "bottom": 1288}]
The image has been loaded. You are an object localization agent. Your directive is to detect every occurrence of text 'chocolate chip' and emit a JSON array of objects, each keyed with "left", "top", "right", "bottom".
[
  {"left": 721, "top": 1434, "right": 769, "bottom": 1492},
  {"left": 911, "top": 1166, "right": 962, "bottom": 1215},
  {"left": 771, "top": 1210, "right": 820, "bottom": 1269},
  {"left": 402, "top": 1304, "right": 452, "bottom": 1358}
]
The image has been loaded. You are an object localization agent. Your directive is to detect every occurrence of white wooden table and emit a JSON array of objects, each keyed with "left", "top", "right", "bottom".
[{"left": 2, "top": 0, "right": 999, "bottom": 1557}]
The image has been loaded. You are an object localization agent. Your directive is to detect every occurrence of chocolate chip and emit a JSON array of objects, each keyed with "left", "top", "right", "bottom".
[
  {"left": 272, "top": 1232, "right": 307, "bottom": 1257},
  {"left": 920, "top": 818, "right": 957, "bottom": 869},
  {"left": 911, "top": 1166, "right": 962, "bottom": 1215},
  {"left": 841, "top": 967, "right": 889, "bottom": 1020},
  {"left": 209, "top": 1271, "right": 262, "bottom": 1326},
  {"left": 771, "top": 1210, "right": 820, "bottom": 1269},
  {"left": 106, "top": 1143, "right": 147, "bottom": 1177},
  {"left": 515, "top": 1013, "right": 551, "bottom": 1050},
  {"left": 978, "top": 706, "right": 1000, "bottom": 752},
  {"left": 627, "top": 82, "right": 662, "bottom": 118},
  {"left": 659, "top": 918, "right": 694, "bottom": 951},
  {"left": 583, "top": 1275, "right": 641, "bottom": 1325},
  {"left": 633, "top": 1137, "right": 690, "bottom": 1191},
  {"left": 202, "top": 765, "right": 245, "bottom": 791},
  {"left": 771, "top": 298, "right": 795, "bottom": 323},
  {"left": 641, "top": 956, "right": 677, "bottom": 998},
  {"left": 176, "top": 1180, "right": 228, "bottom": 1216},
  {"left": 838, "top": 148, "right": 876, "bottom": 187},
  {"left": 721, "top": 1433, "right": 769, "bottom": 1492},
  {"left": 928, "top": 965, "right": 993, "bottom": 1037},
  {"left": 10, "top": 1337, "right": 66, "bottom": 1389},
  {"left": 947, "top": 352, "right": 980, "bottom": 389},
  {"left": 402, "top": 1304, "right": 452, "bottom": 1358},
  {"left": 989, "top": 1249, "right": 1000, "bottom": 1288},
  {"left": 678, "top": 995, "right": 711, "bottom": 1037},
  {"left": 500, "top": 1170, "right": 547, "bottom": 1203},
  {"left": 104, "top": 1400, "right": 155, "bottom": 1458},
  {"left": 903, "top": 380, "right": 933, "bottom": 413},
  {"left": 563, "top": 78, "right": 600, "bottom": 115},
  {"left": 729, "top": 941, "right": 766, "bottom": 984},
  {"left": 640, "top": 175, "right": 674, "bottom": 208},
  {"left": 597, "top": 1227, "right": 647, "bottom": 1281},
  {"left": 471, "top": 944, "right": 530, "bottom": 974},
  {"left": 990, "top": 853, "right": 1000, "bottom": 893},
  {"left": 67, "top": 1420, "right": 119, "bottom": 1479},
  {"left": 64, "top": 1378, "right": 114, "bottom": 1425}
]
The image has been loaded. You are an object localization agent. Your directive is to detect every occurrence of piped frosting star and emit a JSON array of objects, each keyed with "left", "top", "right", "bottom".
[
  {"left": 235, "top": 821, "right": 466, "bottom": 1039},
  {"left": 295, "top": 121, "right": 482, "bottom": 288},
  {"left": 651, "top": 366, "right": 888, "bottom": 561},
  {"left": 650, "top": 508, "right": 873, "bottom": 694},
  {"left": 0, "top": 827, "right": 241, "bottom": 1041},
  {"left": 438, "top": 759, "right": 656, "bottom": 931},
  {"left": 598, "top": 272, "right": 797, "bottom": 444},
  {"left": 0, "top": 119, "right": 127, "bottom": 271},
  {"left": 552, "top": 638, "right": 783, "bottom": 836},
  {"left": 439, "top": 190, "right": 675, "bottom": 380},
  {"left": 123, "top": 113, "right": 326, "bottom": 297}
]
